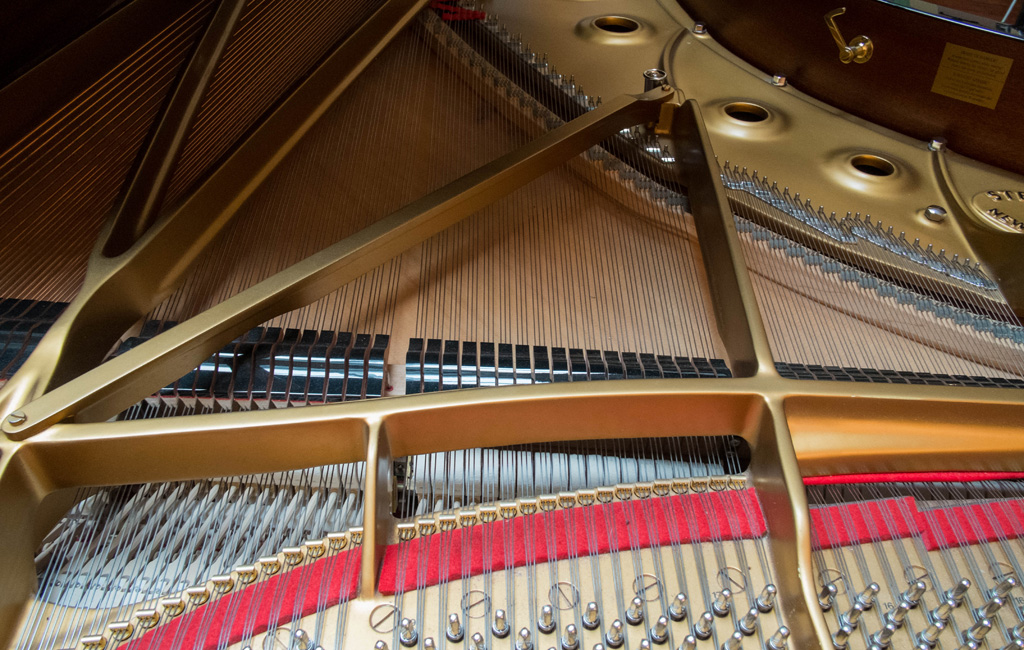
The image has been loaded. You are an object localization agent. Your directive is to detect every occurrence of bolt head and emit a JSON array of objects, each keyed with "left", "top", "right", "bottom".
[
  {"left": 772, "top": 74, "right": 787, "bottom": 86},
  {"left": 693, "top": 22, "right": 707, "bottom": 34},
  {"left": 924, "top": 205, "right": 947, "bottom": 223},
  {"left": 929, "top": 137, "right": 948, "bottom": 152}
]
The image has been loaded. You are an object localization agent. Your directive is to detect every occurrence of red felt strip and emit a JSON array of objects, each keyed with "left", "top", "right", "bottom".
[
  {"left": 804, "top": 472, "right": 1024, "bottom": 485},
  {"left": 809, "top": 497, "right": 920, "bottom": 550},
  {"left": 379, "top": 489, "right": 766, "bottom": 595},
  {"left": 121, "top": 548, "right": 360, "bottom": 650},
  {"left": 917, "top": 499, "right": 1024, "bottom": 551}
]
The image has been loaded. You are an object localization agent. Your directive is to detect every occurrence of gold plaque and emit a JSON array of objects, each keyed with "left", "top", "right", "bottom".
[
  {"left": 931, "top": 43, "right": 1013, "bottom": 109},
  {"left": 971, "top": 190, "right": 1024, "bottom": 234}
]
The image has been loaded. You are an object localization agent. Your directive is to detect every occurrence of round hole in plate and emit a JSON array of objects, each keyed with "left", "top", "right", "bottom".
[
  {"left": 723, "top": 102, "right": 769, "bottom": 123},
  {"left": 594, "top": 16, "right": 640, "bottom": 33},
  {"left": 850, "top": 154, "right": 896, "bottom": 177}
]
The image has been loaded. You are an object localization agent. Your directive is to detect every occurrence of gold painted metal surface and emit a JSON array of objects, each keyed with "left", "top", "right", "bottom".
[
  {"left": 1, "top": 3, "right": 1024, "bottom": 650},
  {"left": 486, "top": 0, "right": 1024, "bottom": 316}
]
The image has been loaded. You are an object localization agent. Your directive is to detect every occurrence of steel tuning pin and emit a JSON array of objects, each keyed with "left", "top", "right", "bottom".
[
  {"left": 448, "top": 613, "right": 465, "bottom": 642},
  {"left": 1001, "top": 641, "right": 1024, "bottom": 650},
  {"left": 978, "top": 596, "right": 1005, "bottom": 619},
  {"left": 626, "top": 597, "right": 645, "bottom": 625},
  {"left": 425, "top": 638, "right": 437, "bottom": 650},
  {"left": 756, "top": 585, "right": 777, "bottom": 613},
  {"left": 694, "top": 612, "right": 715, "bottom": 640},
  {"left": 651, "top": 616, "right": 670, "bottom": 644},
  {"left": 832, "top": 624, "right": 854, "bottom": 650},
  {"left": 399, "top": 618, "right": 418, "bottom": 647},
  {"left": 713, "top": 589, "right": 733, "bottom": 617},
  {"left": 606, "top": 620, "right": 625, "bottom": 648},
  {"left": 993, "top": 577, "right": 1018, "bottom": 599},
  {"left": 583, "top": 602, "right": 601, "bottom": 630},
  {"left": 562, "top": 624, "right": 580, "bottom": 650},
  {"left": 670, "top": 593, "right": 688, "bottom": 622},
  {"left": 471, "top": 632, "right": 485, "bottom": 650},
  {"left": 929, "top": 599, "right": 955, "bottom": 623},
  {"left": 856, "top": 583, "right": 880, "bottom": 609},
  {"left": 871, "top": 622, "right": 897, "bottom": 649},
  {"left": 887, "top": 601, "right": 912, "bottom": 628},
  {"left": 376, "top": 642, "right": 389, "bottom": 650},
  {"left": 678, "top": 636, "right": 697, "bottom": 650},
  {"left": 493, "top": 610, "right": 510, "bottom": 638},
  {"left": 767, "top": 627, "right": 790, "bottom": 650},
  {"left": 292, "top": 629, "right": 312, "bottom": 650},
  {"left": 903, "top": 580, "right": 927, "bottom": 607},
  {"left": 916, "top": 619, "right": 946, "bottom": 647},
  {"left": 840, "top": 602, "right": 867, "bottom": 629},
  {"left": 540, "top": 605, "right": 557, "bottom": 634},
  {"left": 721, "top": 631, "right": 743, "bottom": 650},
  {"left": 594, "top": 645, "right": 605, "bottom": 650},
  {"left": 946, "top": 579, "right": 972, "bottom": 604},
  {"left": 637, "top": 640, "right": 652, "bottom": 650},
  {"left": 517, "top": 629, "right": 534, "bottom": 650},
  {"left": 1015, "top": 622, "right": 1024, "bottom": 640},
  {"left": 738, "top": 608, "right": 758, "bottom": 636},
  {"left": 818, "top": 583, "right": 839, "bottom": 611},
  {"left": 966, "top": 618, "right": 993, "bottom": 644}
]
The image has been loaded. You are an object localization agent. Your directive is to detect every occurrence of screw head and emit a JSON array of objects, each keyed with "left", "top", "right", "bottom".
[
  {"left": 924, "top": 205, "right": 947, "bottom": 223},
  {"left": 928, "top": 137, "right": 948, "bottom": 152},
  {"left": 693, "top": 22, "right": 707, "bottom": 34},
  {"left": 6, "top": 411, "right": 26, "bottom": 426},
  {"left": 772, "top": 74, "right": 787, "bottom": 86}
]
